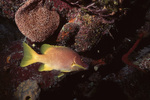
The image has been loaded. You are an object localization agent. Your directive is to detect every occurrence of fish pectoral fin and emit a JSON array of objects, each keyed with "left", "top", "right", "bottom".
[
  {"left": 71, "top": 63, "right": 86, "bottom": 70},
  {"left": 38, "top": 64, "right": 53, "bottom": 72},
  {"left": 40, "top": 44, "right": 54, "bottom": 54}
]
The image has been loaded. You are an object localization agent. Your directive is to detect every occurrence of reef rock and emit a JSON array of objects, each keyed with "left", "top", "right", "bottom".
[{"left": 15, "top": 0, "right": 60, "bottom": 42}]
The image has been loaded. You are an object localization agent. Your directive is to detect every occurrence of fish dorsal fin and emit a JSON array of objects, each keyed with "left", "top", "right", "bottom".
[
  {"left": 38, "top": 64, "right": 53, "bottom": 72},
  {"left": 40, "top": 44, "right": 54, "bottom": 54}
]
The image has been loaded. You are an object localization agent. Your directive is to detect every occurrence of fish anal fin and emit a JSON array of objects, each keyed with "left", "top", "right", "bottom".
[
  {"left": 40, "top": 44, "right": 54, "bottom": 54},
  {"left": 38, "top": 64, "right": 53, "bottom": 72}
]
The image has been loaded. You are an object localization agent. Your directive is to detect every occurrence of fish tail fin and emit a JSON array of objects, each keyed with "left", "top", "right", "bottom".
[{"left": 20, "top": 42, "right": 38, "bottom": 67}]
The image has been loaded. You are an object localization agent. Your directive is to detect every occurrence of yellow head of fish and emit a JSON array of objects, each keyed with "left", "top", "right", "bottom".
[{"left": 20, "top": 42, "right": 88, "bottom": 72}]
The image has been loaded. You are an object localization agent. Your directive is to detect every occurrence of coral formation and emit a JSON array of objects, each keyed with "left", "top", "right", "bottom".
[
  {"left": 56, "top": 0, "right": 123, "bottom": 52},
  {"left": 57, "top": 9, "right": 112, "bottom": 52},
  {"left": 15, "top": 0, "right": 60, "bottom": 42},
  {"left": 14, "top": 79, "right": 41, "bottom": 100},
  {"left": 74, "top": 15, "right": 111, "bottom": 52}
]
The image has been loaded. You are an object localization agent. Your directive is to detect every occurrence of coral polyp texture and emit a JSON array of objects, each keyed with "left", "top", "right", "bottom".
[{"left": 15, "top": 0, "right": 60, "bottom": 42}]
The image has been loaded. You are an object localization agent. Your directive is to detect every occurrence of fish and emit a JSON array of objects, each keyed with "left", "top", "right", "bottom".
[{"left": 20, "top": 42, "right": 88, "bottom": 72}]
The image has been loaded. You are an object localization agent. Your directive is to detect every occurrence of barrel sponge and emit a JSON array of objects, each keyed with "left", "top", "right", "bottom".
[{"left": 15, "top": 0, "right": 60, "bottom": 42}]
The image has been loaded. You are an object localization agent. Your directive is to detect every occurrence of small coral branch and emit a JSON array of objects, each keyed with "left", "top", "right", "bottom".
[{"left": 122, "top": 32, "right": 146, "bottom": 72}]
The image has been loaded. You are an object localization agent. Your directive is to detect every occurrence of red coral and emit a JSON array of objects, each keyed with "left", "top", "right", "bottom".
[{"left": 122, "top": 33, "right": 146, "bottom": 72}]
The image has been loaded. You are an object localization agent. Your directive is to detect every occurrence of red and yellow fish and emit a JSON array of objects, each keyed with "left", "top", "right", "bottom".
[{"left": 20, "top": 42, "right": 88, "bottom": 72}]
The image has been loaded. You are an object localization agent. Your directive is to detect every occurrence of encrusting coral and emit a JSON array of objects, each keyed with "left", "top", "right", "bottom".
[{"left": 15, "top": 0, "right": 60, "bottom": 42}]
